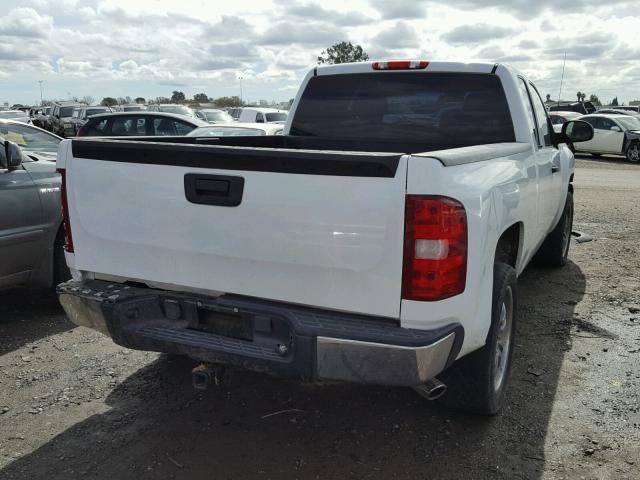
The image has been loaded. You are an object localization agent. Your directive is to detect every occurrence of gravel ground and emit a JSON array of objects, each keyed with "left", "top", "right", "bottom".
[{"left": 1, "top": 155, "right": 639, "bottom": 480}]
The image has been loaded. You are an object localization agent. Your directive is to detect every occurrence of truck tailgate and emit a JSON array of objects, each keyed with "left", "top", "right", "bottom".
[{"left": 65, "top": 140, "right": 408, "bottom": 319}]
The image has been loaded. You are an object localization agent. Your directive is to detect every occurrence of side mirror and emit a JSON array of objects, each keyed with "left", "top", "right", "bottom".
[
  {"left": 4, "top": 141, "right": 23, "bottom": 170},
  {"left": 610, "top": 126, "right": 621, "bottom": 132},
  {"left": 561, "top": 120, "right": 594, "bottom": 144}
]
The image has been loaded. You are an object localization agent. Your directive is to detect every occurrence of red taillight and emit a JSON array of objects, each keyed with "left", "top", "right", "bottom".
[
  {"left": 402, "top": 196, "right": 467, "bottom": 301},
  {"left": 57, "top": 168, "right": 74, "bottom": 252},
  {"left": 372, "top": 60, "right": 429, "bottom": 70}
]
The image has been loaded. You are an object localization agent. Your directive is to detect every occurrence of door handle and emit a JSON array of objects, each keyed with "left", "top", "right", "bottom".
[{"left": 184, "top": 174, "right": 244, "bottom": 206}]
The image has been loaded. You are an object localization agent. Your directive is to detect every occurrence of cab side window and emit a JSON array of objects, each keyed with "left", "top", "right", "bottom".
[
  {"left": 596, "top": 117, "right": 616, "bottom": 131},
  {"left": 528, "top": 83, "right": 552, "bottom": 147},
  {"left": 517, "top": 79, "right": 537, "bottom": 143}
]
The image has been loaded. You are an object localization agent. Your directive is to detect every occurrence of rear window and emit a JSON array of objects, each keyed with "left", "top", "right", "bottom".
[
  {"left": 265, "top": 112, "right": 287, "bottom": 122},
  {"left": 59, "top": 107, "right": 75, "bottom": 117},
  {"left": 84, "top": 118, "right": 108, "bottom": 136},
  {"left": 290, "top": 72, "right": 515, "bottom": 148}
]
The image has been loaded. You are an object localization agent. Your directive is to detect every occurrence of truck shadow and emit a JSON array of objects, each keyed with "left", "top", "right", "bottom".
[
  {"left": 0, "top": 288, "right": 73, "bottom": 356},
  {"left": 0, "top": 261, "right": 585, "bottom": 480}
]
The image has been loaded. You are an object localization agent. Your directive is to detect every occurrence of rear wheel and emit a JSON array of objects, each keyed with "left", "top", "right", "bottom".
[
  {"left": 534, "top": 191, "right": 573, "bottom": 267},
  {"left": 439, "top": 263, "right": 517, "bottom": 415},
  {"left": 626, "top": 142, "right": 640, "bottom": 163}
]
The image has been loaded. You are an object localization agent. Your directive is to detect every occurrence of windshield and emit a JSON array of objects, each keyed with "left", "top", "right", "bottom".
[
  {"left": 187, "top": 126, "right": 265, "bottom": 137},
  {"left": 159, "top": 105, "right": 194, "bottom": 116},
  {"left": 202, "top": 111, "right": 234, "bottom": 122},
  {"left": 59, "top": 106, "right": 76, "bottom": 117},
  {"left": 123, "top": 106, "right": 143, "bottom": 111},
  {"left": 265, "top": 112, "right": 287, "bottom": 122},
  {"left": 291, "top": 72, "right": 515, "bottom": 147},
  {"left": 617, "top": 117, "right": 640, "bottom": 131},
  {"left": 0, "top": 123, "right": 61, "bottom": 152}
]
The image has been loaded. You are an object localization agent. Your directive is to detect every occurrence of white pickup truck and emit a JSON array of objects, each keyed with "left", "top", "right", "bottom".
[{"left": 56, "top": 61, "right": 593, "bottom": 415}]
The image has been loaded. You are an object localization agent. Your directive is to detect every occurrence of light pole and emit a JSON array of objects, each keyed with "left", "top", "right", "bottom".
[
  {"left": 239, "top": 76, "right": 243, "bottom": 106},
  {"left": 38, "top": 80, "right": 43, "bottom": 106}
]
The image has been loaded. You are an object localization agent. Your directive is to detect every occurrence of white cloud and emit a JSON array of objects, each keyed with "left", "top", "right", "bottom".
[{"left": 0, "top": 0, "right": 638, "bottom": 105}]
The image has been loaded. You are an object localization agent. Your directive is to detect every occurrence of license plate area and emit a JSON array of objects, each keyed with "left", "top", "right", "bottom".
[{"left": 193, "top": 305, "right": 253, "bottom": 341}]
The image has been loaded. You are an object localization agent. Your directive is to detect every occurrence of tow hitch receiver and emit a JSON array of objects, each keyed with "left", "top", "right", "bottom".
[{"left": 192, "top": 363, "right": 226, "bottom": 390}]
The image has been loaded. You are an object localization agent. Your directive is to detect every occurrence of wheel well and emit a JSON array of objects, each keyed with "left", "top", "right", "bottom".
[
  {"left": 569, "top": 173, "right": 574, "bottom": 194},
  {"left": 495, "top": 223, "right": 522, "bottom": 268}
]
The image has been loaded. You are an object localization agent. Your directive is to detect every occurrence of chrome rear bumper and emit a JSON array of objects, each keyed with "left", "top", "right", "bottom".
[{"left": 59, "top": 280, "right": 463, "bottom": 386}]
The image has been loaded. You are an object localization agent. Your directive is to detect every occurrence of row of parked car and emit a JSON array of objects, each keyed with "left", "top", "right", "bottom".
[
  {"left": 26, "top": 102, "right": 288, "bottom": 138},
  {"left": 547, "top": 103, "right": 640, "bottom": 162}
]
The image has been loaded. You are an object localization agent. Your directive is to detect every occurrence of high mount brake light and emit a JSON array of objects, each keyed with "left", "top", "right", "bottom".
[
  {"left": 56, "top": 168, "right": 74, "bottom": 253},
  {"left": 402, "top": 196, "right": 467, "bottom": 301},
  {"left": 372, "top": 60, "right": 429, "bottom": 71}
]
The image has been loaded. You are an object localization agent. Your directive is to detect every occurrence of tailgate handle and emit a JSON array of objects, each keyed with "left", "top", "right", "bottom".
[{"left": 184, "top": 174, "right": 244, "bottom": 207}]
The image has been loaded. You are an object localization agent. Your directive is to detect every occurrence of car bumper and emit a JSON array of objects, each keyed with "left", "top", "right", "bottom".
[{"left": 58, "top": 280, "right": 463, "bottom": 386}]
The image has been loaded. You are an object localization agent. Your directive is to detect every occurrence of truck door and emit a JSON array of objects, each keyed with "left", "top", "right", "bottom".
[
  {"left": 517, "top": 78, "right": 562, "bottom": 239},
  {"left": 594, "top": 117, "right": 625, "bottom": 153}
]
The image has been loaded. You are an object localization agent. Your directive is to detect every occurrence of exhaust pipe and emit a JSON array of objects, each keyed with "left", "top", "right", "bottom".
[
  {"left": 191, "top": 363, "right": 225, "bottom": 390},
  {"left": 413, "top": 377, "right": 447, "bottom": 401}
]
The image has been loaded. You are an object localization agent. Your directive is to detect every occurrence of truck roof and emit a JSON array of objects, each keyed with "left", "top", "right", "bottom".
[{"left": 315, "top": 60, "right": 502, "bottom": 76}]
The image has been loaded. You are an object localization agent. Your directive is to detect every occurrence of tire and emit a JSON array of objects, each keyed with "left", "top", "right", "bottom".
[
  {"left": 53, "top": 229, "right": 71, "bottom": 288},
  {"left": 534, "top": 191, "right": 573, "bottom": 267},
  {"left": 626, "top": 142, "right": 640, "bottom": 163},
  {"left": 438, "top": 263, "right": 517, "bottom": 415}
]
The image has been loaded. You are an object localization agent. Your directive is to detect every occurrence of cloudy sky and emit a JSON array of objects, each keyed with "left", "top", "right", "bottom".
[{"left": 1, "top": 0, "right": 639, "bottom": 106}]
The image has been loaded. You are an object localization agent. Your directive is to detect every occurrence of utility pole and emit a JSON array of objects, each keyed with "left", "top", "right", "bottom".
[
  {"left": 38, "top": 80, "right": 43, "bottom": 106},
  {"left": 239, "top": 76, "right": 243, "bottom": 106}
]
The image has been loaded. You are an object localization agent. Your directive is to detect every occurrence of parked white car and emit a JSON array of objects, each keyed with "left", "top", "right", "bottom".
[
  {"left": 574, "top": 114, "right": 640, "bottom": 162},
  {"left": 187, "top": 122, "right": 284, "bottom": 137},
  {"left": 549, "top": 111, "right": 582, "bottom": 133},
  {"left": 238, "top": 107, "right": 287, "bottom": 123},
  {"left": 56, "top": 60, "right": 592, "bottom": 415},
  {"left": 0, "top": 110, "right": 30, "bottom": 124},
  {"left": 194, "top": 109, "right": 234, "bottom": 124}
]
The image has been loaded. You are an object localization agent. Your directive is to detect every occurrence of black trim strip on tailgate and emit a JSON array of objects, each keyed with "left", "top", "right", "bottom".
[{"left": 71, "top": 139, "right": 401, "bottom": 178}]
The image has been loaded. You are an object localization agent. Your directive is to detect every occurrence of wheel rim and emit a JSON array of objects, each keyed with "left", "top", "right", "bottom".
[
  {"left": 628, "top": 145, "right": 640, "bottom": 163},
  {"left": 493, "top": 286, "right": 513, "bottom": 392}
]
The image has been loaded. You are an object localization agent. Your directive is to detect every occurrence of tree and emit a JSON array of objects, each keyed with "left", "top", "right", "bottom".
[
  {"left": 611, "top": 96, "right": 619, "bottom": 106},
  {"left": 193, "top": 93, "right": 210, "bottom": 103},
  {"left": 135, "top": 97, "right": 145, "bottom": 104},
  {"left": 171, "top": 91, "right": 186, "bottom": 103},
  {"left": 155, "top": 96, "right": 171, "bottom": 104},
  {"left": 588, "top": 94, "right": 601, "bottom": 106},
  {"left": 546, "top": 94, "right": 551, "bottom": 102},
  {"left": 317, "top": 41, "right": 369, "bottom": 64},
  {"left": 81, "top": 95, "right": 95, "bottom": 105},
  {"left": 576, "top": 91, "right": 582, "bottom": 102},
  {"left": 116, "top": 97, "right": 126, "bottom": 105},
  {"left": 100, "top": 97, "right": 117, "bottom": 107},
  {"left": 211, "top": 96, "right": 241, "bottom": 108}
]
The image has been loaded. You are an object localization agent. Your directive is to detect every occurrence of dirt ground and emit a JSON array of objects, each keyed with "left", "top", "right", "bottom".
[{"left": 1, "top": 155, "right": 639, "bottom": 480}]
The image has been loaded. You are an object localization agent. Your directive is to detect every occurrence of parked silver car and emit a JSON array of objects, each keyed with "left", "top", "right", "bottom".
[{"left": 0, "top": 120, "right": 69, "bottom": 290}]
